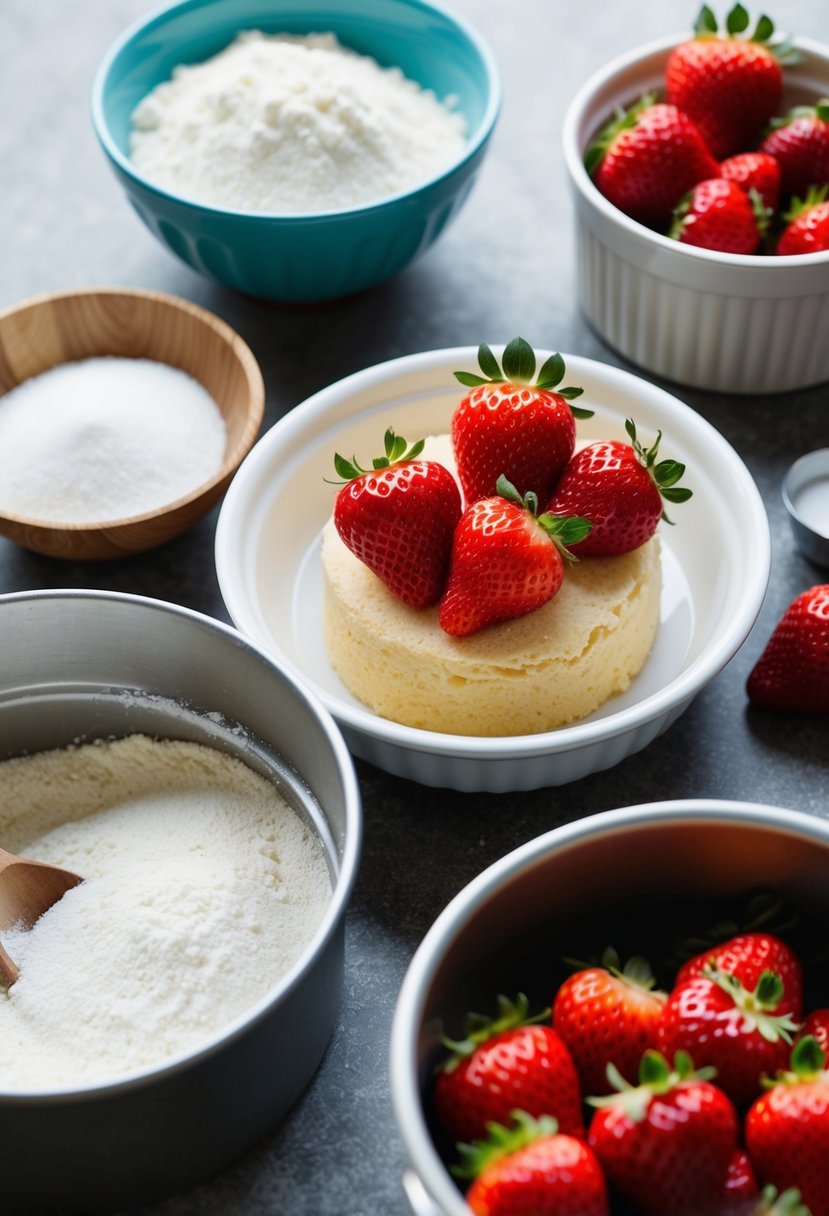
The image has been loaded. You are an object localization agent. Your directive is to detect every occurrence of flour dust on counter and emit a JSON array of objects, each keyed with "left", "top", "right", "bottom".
[{"left": 0, "top": 734, "right": 332, "bottom": 1092}]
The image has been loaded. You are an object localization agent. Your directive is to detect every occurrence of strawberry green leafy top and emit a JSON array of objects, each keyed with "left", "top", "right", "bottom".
[
  {"left": 454, "top": 338, "right": 593, "bottom": 418},
  {"left": 451, "top": 1110, "right": 560, "bottom": 1181},
  {"left": 440, "top": 993, "right": 550, "bottom": 1072},
  {"left": 332, "top": 428, "right": 425, "bottom": 482},
  {"left": 692, "top": 3, "right": 798, "bottom": 62}
]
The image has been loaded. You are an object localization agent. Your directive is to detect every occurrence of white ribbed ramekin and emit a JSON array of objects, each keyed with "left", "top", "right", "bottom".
[{"left": 562, "top": 35, "right": 829, "bottom": 395}]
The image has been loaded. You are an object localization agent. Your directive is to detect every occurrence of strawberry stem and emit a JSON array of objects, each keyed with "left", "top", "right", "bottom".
[
  {"left": 439, "top": 993, "right": 551, "bottom": 1072},
  {"left": 766, "top": 100, "right": 829, "bottom": 133},
  {"left": 538, "top": 513, "right": 593, "bottom": 557},
  {"left": 584, "top": 92, "right": 657, "bottom": 177},
  {"left": 562, "top": 947, "right": 665, "bottom": 995},
  {"left": 495, "top": 475, "right": 592, "bottom": 562},
  {"left": 453, "top": 340, "right": 592, "bottom": 418},
  {"left": 330, "top": 428, "right": 425, "bottom": 483},
  {"left": 762, "top": 1035, "right": 828, "bottom": 1092},
  {"left": 758, "top": 1185, "right": 814, "bottom": 1216},
  {"left": 726, "top": 3, "right": 750, "bottom": 37},
  {"left": 691, "top": 4, "right": 796, "bottom": 61},
  {"left": 783, "top": 184, "right": 829, "bottom": 224},
  {"left": 588, "top": 1045, "right": 709, "bottom": 1118},
  {"left": 588, "top": 1049, "right": 716, "bottom": 1122},
  {"left": 625, "top": 418, "right": 692, "bottom": 522},
  {"left": 603, "top": 946, "right": 665, "bottom": 994},
  {"left": 451, "top": 1111, "right": 559, "bottom": 1182},
  {"left": 788, "top": 1034, "right": 826, "bottom": 1080},
  {"left": 704, "top": 965, "right": 801, "bottom": 1044},
  {"left": 694, "top": 4, "right": 718, "bottom": 35}
]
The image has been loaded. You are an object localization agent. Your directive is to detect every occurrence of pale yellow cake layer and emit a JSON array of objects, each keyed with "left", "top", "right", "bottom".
[{"left": 321, "top": 519, "right": 661, "bottom": 738}]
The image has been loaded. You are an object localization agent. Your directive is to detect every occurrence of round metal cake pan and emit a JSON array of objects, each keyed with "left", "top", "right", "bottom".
[
  {"left": 0, "top": 589, "right": 361, "bottom": 1215},
  {"left": 390, "top": 799, "right": 829, "bottom": 1216}
]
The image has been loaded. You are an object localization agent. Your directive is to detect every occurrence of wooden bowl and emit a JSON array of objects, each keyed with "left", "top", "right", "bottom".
[{"left": 0, "top": 287, "right": 265, "bottom": 559}]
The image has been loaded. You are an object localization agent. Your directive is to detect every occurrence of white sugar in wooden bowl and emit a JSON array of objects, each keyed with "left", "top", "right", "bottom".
[{"left": 0, "top": 287, "right": 264, "bottom": 560}]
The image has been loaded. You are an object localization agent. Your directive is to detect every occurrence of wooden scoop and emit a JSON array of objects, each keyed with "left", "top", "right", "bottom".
[{"left": 0, "top": 847, "right": 83, "bottom": 985}]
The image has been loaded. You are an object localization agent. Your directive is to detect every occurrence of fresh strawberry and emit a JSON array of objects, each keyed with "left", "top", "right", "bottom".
[
  {"left": 455, "top": 1111, "right": 609, "bottom": 1216},
  {"left": 675, "top": 931, "right": 804, "bottom": 1016},
  {"left": 760, "top": 100, "right": 829, "bottom": 199},
  {"left": 720, "top": 150, "right": 782, "bottom": 211},
  {"left": 657, "top": 968, "right": 802, "bottom": 1106},
  {"left": 437, "top": 478, "right": 590, "bottom": 637},
  {"left": 746, "top": 585, "right": 829, "bottom": 712},
  {"left": 586, "top": 94, "right": 720, "bottom": 227},
  {"left": 451, "top": 339, "right": 591, "bottom": 506},
  {"left": 665, "top": 4, "right": 786, "bottom": 160},
  {"left": 433, "top": 994, "right": 584, "bottom": 1144},
  {"left": 331, "top": 429, "right": 461, "bottom": 608},
  {"left": 588, "top": 1049, "right": 741, "bottom": 1216},
  {"left": 745, "top": 1036, "right": 829, "bottom": 1216},
  {"left": 669, "top": 177, "right": 769, "bottom": 253},
  {"left": 722, "top": 1147, "right": 760, "bottom": 1209},
  {"left": 776, "top": 187, "right": 829, "bottom": 255},
  {"left": 797, "top": 1010, "right": 829, "bottom": 1056},
  {"left": 552, "top": 948, "right": 667, "bottom": 1095},
  {"left": 545, "top": 418, "right": 692, "bottom": 556}
]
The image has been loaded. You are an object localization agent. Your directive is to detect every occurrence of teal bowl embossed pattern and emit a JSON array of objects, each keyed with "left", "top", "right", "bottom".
[{"left": 91, "top": 0, "right": 500, "bottom": 302}]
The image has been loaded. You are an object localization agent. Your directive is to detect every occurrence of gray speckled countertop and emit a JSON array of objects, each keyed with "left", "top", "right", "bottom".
[{"left": 2, "top": 0, "right": 828, "bottom": 1212}]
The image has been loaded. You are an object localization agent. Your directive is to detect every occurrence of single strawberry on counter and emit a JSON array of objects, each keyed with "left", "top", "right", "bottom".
[
  {"left": 451, "top": 339, "right": 592, "bottom": 506},
  {"left": 585, "top": 94, "right": 720, "bottom": 227},
  {"left": 433, "top": 994, "right": 584, "bottom": 1145},
  {"left": 746, "top": 585, "right": 829, "bottom": 712},
  {"left": 552, "top": 947, "right": 667, "bottom": 1095},
  {"left": 454, "top": 1111, "right": 609, "bottom": 1216},
  {"left": 331, "top": 429, "right": 461, "bottom": 608},
  {"left": 546, "top": 418, "right": 692, "bottom": 556},
  {"left": 588, "top": 1049, "right": 742, "bottom": 1216},
  {"left": 776, "top": 187, "right": 829, "bottom": 255},
  {"left": 760, "top": 99, "right": 829, "bottom": 199},
  {"left": 665, "top": 4, "right": 788, "bottom": 160},
  {"left": 669, "top": 177, "right": 770, "bottom": 253},
  {"left": 745, "top": 1036, "right": 829, "bottom": 1216},
  {"left": 437, "top": 477, "right": 591, "bottom": 638},
  {"left": 720, "top": 150, "right": 782, "bottom": 211}
]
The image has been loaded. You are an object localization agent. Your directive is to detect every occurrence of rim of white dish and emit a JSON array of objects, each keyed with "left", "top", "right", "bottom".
[
  {"left": 389, "top": 799, "right": 829, "bottom": 1216},
  {"left": 562, "top": 31, "right": 829, "bottom": 271},
  {"left": 215, "top": 346, "right": 771, "bottom": 761},
  {"left": 90, "top": 0, "right": 502, "bottom": 222}
]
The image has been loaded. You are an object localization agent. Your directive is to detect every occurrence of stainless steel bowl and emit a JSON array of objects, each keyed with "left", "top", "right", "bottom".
[
  {"left": 0, "top": 589, "right": 361, "bottom": 1215},
  {"left": 390, "top": 800, "right": 829, "bottom": 1216}
]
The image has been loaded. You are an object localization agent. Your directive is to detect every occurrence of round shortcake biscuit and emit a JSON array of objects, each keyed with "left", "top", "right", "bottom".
[{"left": 321, "top": 437, "right": 662, "bottom": 738}]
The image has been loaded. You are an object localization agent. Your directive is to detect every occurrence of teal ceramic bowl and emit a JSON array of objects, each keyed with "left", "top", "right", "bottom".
[{"left": 91, "top": 0, "right": 500, "bottom": 302}]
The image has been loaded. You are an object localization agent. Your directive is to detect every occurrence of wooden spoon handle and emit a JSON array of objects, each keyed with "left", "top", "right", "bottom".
[{"left": 0, "top": 938, "right": 18, "bottom": 986}]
